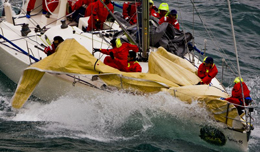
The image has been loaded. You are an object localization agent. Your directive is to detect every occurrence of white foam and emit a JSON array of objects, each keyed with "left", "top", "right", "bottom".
[{"left": 10, "top": 90, "right": 215, "bottom": 141}]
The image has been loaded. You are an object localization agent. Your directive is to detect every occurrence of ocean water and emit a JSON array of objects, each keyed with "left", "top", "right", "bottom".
[{"left": 0, "top": 0, "right": 260, "bottom": 152}]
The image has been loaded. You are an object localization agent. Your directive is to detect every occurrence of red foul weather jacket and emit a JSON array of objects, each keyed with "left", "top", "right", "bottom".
[
  {"left": 150, "top": 7, "right": 159, "bottom": 18},
  {"left": 105, "top": 59, "right": 142, "bottom": 72},
  {"left": 198, "top": 63, "right": 218, "bottom": 84},
  {"left": 159, "top": 16, "right": 180, "bottom": 30},
  {"left": 100, "top": 43, "right": 139, "bottom": 60},
  {"left": 87, "top": 0, "right": 114, "bottom": 31},
  {"left": 225, "top": 82, "right": 251, "bottom": 105},
  {"left": 100, "top": 43, "right": 139, "bottom": 70},
  {"left": 70, "top": 0, "right": 93, "bottom": 11},
  {"left": 44, "top": 43, "right": 56, "bottom": 55},
  {"left": 125, "top": 61, "right": 142, "bottom": 72},
  {"left": 122, "top": 2, "right": 141, "bottom": 25}
]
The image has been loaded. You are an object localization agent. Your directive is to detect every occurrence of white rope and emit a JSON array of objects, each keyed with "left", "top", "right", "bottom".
[{"left": 227, "top": 0, "right": 249, "bottom": 130}]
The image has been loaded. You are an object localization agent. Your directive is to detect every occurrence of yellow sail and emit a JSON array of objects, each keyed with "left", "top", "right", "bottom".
[
  {"left": 11, "top": 38, "right": 241, "bottom": 129},
  {"left": 11, "top": 39, "right": 178, "bottom": 109}
]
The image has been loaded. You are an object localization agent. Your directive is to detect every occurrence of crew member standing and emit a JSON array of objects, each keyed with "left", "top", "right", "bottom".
[
  {"left": 86, "top": 0, "right": 114, "bottom": 31},
  {"left": 197, "top": 57, "right": 218, "bottom": 85},
  {"left": 122, "top": 1, "right": 141, "bottom": 25}
]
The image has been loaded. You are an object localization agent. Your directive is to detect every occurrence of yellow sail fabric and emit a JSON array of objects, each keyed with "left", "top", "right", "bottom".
[
  {"left": 11, "top": 70, "right": 44, "bottom": 109},
  {"left": 163, "top": 86, "right": 240, "bottom": 128},
  {"left": 11, "top": 38, "right": 241, "bottom": 129},
  {"left": 148, "top": 47, "right": 201, "bottom": 86},
  {"left": 11, "top": 39, "right": 178, "bottom": 109}
]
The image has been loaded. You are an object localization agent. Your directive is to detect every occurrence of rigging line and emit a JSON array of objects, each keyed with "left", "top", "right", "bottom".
[
  {"left": 99, "top": 0, "right": 138, "bottom": 47},
  {"left": 2, "top": 21, "right": 29, "bottom": 40},
  {"left": 175, "top": 0, "right": 193, "bottom": 61},
  {"left": 43, "top": 10, "right": 76, "bottom": 28},
  {"left": 91, "top": 0, "right": 94, "bottom": 56},
  {"left": 0, "top": 34, "right": 37, "bottom": 43},
  {"left": 0, "top": 42, "right": 21, "bottom": 53},
  {"left": 65, "top": 74, "right": 109, "bottom": 91},
  {"left": 135, "top": 0, "right": 141, "bottom": 49},
  {"left": 0, "top": 24, "right": 45, "bottom": 50},
  {"left": 0, "top": 34, "right": 39, "bottom": 62},
  {"left": 21, "top": 10, "right": 42, "bottom": 27},
  {"left": 17, "top": 1, "right": 42, "bottom": 26},
  {"left": 189, "top": 0, "right": 238, "bottom": 76},
  {"left": 227, "top": 0, "right": 247, "bottom": 116}
]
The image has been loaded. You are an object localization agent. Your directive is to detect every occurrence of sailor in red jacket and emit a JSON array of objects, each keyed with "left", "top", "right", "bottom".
[
  {"left": 149, "top": 0, "right": 159, "bottom": 18},
  {"left": 110, "top": 50, "right": 142, "bottom": 72},
  {"left": 93, "top": 38, "right": 139, "bottom": 70},
  {"left": 197, "top": 57, "right": 218, "bottom": 85},
  {"left": 44, "top": 36, "right": 64, "bottom": 56},
  {"left": 86, "top": 0, "right": 114, "bottom": 31},
  {"left": 125, "top": 51, "right": 142, "bottom": 72},
  {"left": 122, "top": 2, "right": 141, "bottom": 25},
  {"left": 68, "top": 0, "right": 90, "bottom": 12},
  {"left": 159, "top": 9, "right": 180, "bottom": 30},
  {"left": 157, "top": 2, "right": 169, "bottom": 19},
  {"left": 225, "top": 77, "right": 252, "bottom": 114},
  {"left": 84, "top": 0, "right": 98, "bottom": 17}
]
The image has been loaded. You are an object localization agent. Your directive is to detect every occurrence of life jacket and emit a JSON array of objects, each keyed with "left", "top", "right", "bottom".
[
  {"left": 159, "top": 16, "right": 180, "bottom": 30},
  {"left": 198, "top": 63, "right": 218, "bottom": 84},
  {"left": 126, "top": 61, "right": 142, "bottom": 72}
]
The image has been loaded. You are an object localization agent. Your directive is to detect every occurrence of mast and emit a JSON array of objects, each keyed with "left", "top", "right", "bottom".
[{"left": 141, "top": 0, "right": 149, "bottom": 59}]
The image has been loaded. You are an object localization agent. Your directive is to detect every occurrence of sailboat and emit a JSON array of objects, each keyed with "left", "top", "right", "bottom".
[{"left": 0, "top": 0, "right": 254, "bottom": 151}]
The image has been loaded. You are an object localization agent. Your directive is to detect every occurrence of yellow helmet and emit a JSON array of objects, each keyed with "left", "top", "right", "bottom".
[
  {"left": 116, "top": 38, "right": 122, "bottom": 48},
  {"left": 149, "top": 0, "right": 154, "bottom": 5},
  {"left": 158, "top": 3, "right": 169, "bottom": 13},
  {"left": 234, "top": 77, "right": 244, "bottom": 84}
]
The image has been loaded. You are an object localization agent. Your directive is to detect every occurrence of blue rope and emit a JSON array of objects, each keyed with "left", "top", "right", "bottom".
[
  {"left": 112, "top": 1, "right": 123, "bottom": 9},
  {"left": 188, "top": 42, "right": 204, "bottom": 55},
  {"left": 0, "top": 34, "right": 40, "bottom": 62}
]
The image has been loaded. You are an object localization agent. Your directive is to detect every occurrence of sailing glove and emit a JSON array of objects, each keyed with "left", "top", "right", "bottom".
[
  {"left": 95, "top": 21, "right": 101, "bottom": 29},
  {"left": 110, "top": 52, "right": 114, "bottom": 59},
  {"left": 196, "top": 81, "right": 204, "bottom": 85},
  {"left": 93, "top": 48, "right": 100, "bottom": 53}
]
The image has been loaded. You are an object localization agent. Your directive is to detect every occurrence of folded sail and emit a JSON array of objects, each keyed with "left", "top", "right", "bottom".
[
  {"left": 11, "top": 38, "right": 241, "bottom": 129},
  {"left": 11, "top": 39, "right": 178, "bottom": 109}
]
